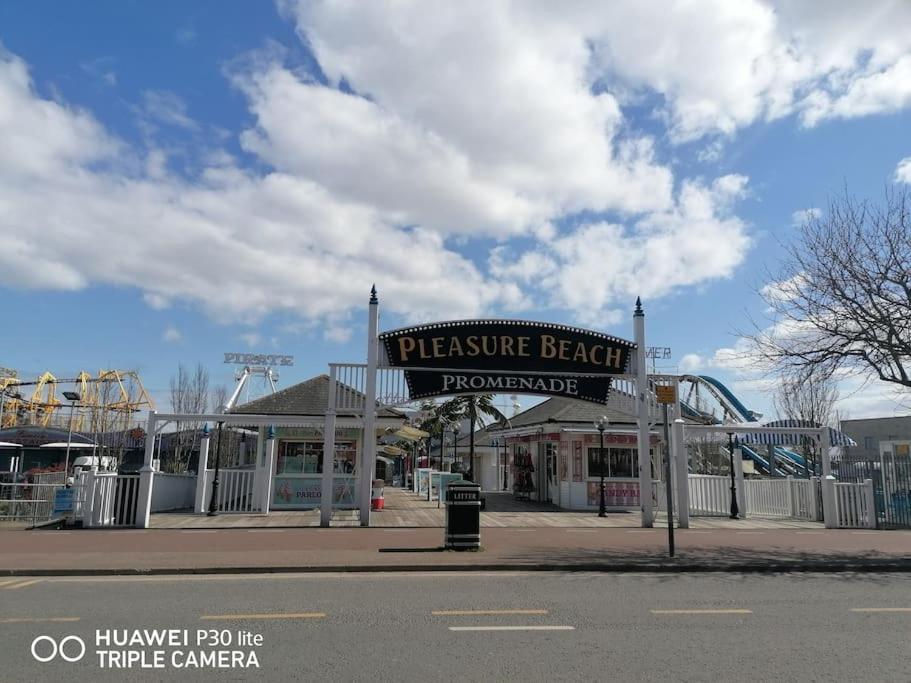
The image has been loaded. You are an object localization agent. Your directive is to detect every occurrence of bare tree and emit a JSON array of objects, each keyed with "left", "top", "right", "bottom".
[
  {"left": 212, "top": 385, "right": 229, "bottom": 414},
  {"left": 748, "top": 188, "right": 911, "bottom": 396},
  {"left": 169, "top": 363, "right": 209, "bottom": 471},
  {"left": 773, "top": 369, "right": 840, "bottom": 475}
]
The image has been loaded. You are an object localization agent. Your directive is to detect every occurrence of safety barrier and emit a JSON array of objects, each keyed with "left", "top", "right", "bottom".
[
  {"left": 834, "top": 479, "right": 875, "bottom": 529},
  {"left": 150, "top": 472, "right": 196, "bottom": 512},
  {"left": 743, "top": 478, "right": 792, "bottom": 517},
  {"left": 213, "top": 468, "right": 257, "bottom": 513},
  {"left": 85, "top": 472, "right": 140, "bottom": 527},
  {"left": 688, "top": 475, "right": 730, "bottom": 516}
]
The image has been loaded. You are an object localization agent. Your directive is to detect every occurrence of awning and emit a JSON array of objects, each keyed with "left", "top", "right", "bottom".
[
  {"left": 394, "top": 425, "right": 429, "bottom": 441},
  {"left": 39, "top": 442, "right": 97, "bottom": 448},
  {"left": 380, "top": 444, "right": 407, "bottom": 457},
  {"left": 0, "top": 441, "right": 22, "bottom": 447},
  {"left": 736, "top": 420, "right": 856, "bottom": 447}
]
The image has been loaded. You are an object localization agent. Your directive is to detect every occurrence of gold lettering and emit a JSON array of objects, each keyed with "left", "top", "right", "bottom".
[
  {"left": 398, "top": 337, "right": 416, "bottom": 362},
  {"left": 541, "top": 335, "right": 557, "bottom": 359},
  {"left": 516, "top": 337, "right": 530, "bottom": 356},
  {"left": 605, "top": 346, "right": 623, "bottom": 368},
  {"left": 572, "top": 342, "right": 589, "bottom": 364},
  {"left": 432, "top": 337, "right": 446, "bottom": 358},
  {"left": 500, "top": 336, "right": 515, "bottom": 356},
  {"left": 481, "top": 336, "right": 497, "bottom": 356},
  {"left": 448, "top": 336, "right": 464, "bottom": 356},
  {"left": 558, "top": 339, "right": 571, "bottom": 361},
  {"left": 417, "top": 339, "right": 431, "bottom": 359},
  {"left": 589, "top": 345, "right": 604, "bottom": 365},
  {"left": 465, "top": 336, "right": 481, "bottom": 356}
]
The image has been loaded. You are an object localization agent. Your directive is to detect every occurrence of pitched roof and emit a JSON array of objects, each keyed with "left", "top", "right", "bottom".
[
  {"left": 501, "top": 397, "right": 636, "bottom": 428},
  {"left": 229, "top": 374, "right": 405, "bottom": 419}
]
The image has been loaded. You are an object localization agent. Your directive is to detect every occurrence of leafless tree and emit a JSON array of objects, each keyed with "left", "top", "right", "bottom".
[
  {"left": 212, "top": 385, "right": 229, "bottom": 414},
  {"left": 747, "top": 188, "right": 911, "bottom": 399},
  {"left": 773, "top": 368, "right": 840, "bottom": 474},
  {"left": 169, "top": 363, "right": 209, "bottom": 471}
]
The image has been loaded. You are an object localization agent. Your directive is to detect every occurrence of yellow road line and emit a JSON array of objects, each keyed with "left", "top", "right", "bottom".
[
  {"left": 850, "top": 608, "right": 911, "bottom": 613},
  {"left": 5, "top": 579, "right": 42, "bottom": 590},
  {"left": 0, "top": 579, "right": 22, "bottom": 587},
  {"left": 651, "top": 609, "right": 753, "bottom": 615},
  {"left": 200, "top": 612, "right": 326, "bottom": 621},
  {"left": 0, "top": 617, "right": 80, "bottom": 624},
  {"left": 432, "top": 609, "right": 548, "bottom": 616}
]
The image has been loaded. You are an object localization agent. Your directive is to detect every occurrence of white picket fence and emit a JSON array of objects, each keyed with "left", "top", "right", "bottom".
[
  {"left": 834, "top": 479, "right": 876, "bottom": 529},
  {"left": 150, "top": 473, "right": 196, "bottom": 512},
  {"left": 688, "top": 475, "right": 820, "bottom": 520},
  {"left": 688, "top": 475, "right": 731, "bottom": 516},
  {"left": 210, "top": 468, "right": 257, "bottom": 513},
  {"left": 84, "top": 472, "right": 140, "bottom": 527}
]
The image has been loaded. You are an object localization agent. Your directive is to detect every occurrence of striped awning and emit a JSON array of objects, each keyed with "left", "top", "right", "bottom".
[
  {"left": 393, "top": 425, "right": 429, "bottom": 441},
  {"left": 737, "top": 419, "right": 856, "bottom": 447}
]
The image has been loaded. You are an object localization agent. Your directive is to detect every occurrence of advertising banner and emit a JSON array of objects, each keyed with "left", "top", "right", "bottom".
[
  {"left": 586, "top": 481, "right": 640, "bottom": 507},
  {"left": 271, "top": 476, "right": 357, "bottom": 509}
]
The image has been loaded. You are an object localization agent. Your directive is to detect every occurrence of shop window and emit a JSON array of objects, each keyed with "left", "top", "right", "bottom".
[
  {"left": 587, "top": 447, "right": 635, "bottom": 478},
  {"left": 276, "top": 441, "right": 356, "bottom": 475}
]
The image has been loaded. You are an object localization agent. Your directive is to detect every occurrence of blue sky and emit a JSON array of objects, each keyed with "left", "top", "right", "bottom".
[{"left": 2, "top": 1, "right": 910, "bottom": 418}]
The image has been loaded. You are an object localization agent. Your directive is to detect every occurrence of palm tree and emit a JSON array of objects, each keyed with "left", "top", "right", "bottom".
[
  {"left": 436, "top": 395, "right": 506, "bottom": 482},
  {"left": 417, "top": 401, "right": 449, "bottom": 470}
]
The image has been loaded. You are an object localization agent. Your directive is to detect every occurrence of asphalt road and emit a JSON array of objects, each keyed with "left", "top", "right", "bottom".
[{"left": 1, "top": 571, "right": 909, "bottom": 682}]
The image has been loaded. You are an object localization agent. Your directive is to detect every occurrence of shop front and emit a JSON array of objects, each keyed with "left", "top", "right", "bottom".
[{"left": 270, "top": 427, "right": 361, "bottom": 510}]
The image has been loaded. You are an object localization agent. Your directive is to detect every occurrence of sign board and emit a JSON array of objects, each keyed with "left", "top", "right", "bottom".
[
  {"left": 378, "top": 320, "right": 635, "bottom": 405},
  {"left": 646, "top": 347, "right": 672, "bottom": 359},
  {"left": 271, "top": 476, "right": 356, "bottom": 509},
  {"left": 53, "top": 488, "right": 74, "bottom": 515},
  {"left": 223, "top": 352, "right": 294, "bottom": 366},
  {"left": 655, "top": 385, "right": 676, "bottom": 404}
]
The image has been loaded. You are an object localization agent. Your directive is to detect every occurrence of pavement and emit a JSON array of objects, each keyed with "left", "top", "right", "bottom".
[
  {"left": 1, "top": 525, "right": 909, "bottom": 576},
  {"left": 3, "top": 571, "right": 911, "bottom": 681}
]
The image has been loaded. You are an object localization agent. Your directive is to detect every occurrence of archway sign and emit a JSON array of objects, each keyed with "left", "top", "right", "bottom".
[
  {"left": 335, "top": 286, "right": 655, "bottom": 530},
  {"left": 378, "top": 320, "right": 636, "bottom": 404}
]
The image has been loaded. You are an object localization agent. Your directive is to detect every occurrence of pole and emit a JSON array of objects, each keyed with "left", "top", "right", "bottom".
[
  {"left": 63, "top": 400, "right": 77, "bottom": 487},
  {"left": 359, "top": 285, "right": 380, "bottom": 526},
  {"left": 502, "top": 440, "right": 508, "bottom": 490},
  {"left": 728, "top": 432, "right": 739, "bottom": 519},
  {"left": 634, "top": 298, "right": 653, "bottom": 527},
  {"left": 598, "top": 426, "right": 606, "bottom": 517},
  {"left": 662, "top": 403, "right": 675, "bottom": 557},
  {"left": 207, "top": 421, "right": 224, "bottom": 516}
]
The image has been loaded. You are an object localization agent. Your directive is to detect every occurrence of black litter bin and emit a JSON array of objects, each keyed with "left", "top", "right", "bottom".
[{"left": 444, "top": 480, "right": 481, "bottom": 550}]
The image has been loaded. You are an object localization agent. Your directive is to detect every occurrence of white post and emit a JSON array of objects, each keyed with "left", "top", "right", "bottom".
[
  {"left": 786, "top": 475, "right": 795, "bottom": 517},
  {"left": 734, "top": 445, "right": 746, "bottom": 516},
  {"left": 261, "top": 429, "right": 276, "bottom": 515},
  {"left": 634, "top": 298, "right": 653, "bottom": 527},
  {"left": 822, "top": 475, "right": 837, "bottom": 528},
  {"left": 819, "top": 427, "right": 832, "bottom": 478},
  {"left": 135, "top": 411, "right": 158, "bottom": 528},
  {"left": 863, "top": 478, "right": 875, "bottom": 529},
  {"left": 673, "top": 419, "right": 689, "bottom": 528},
  {"left": 809, "top": 476, "right": 820, "bottom": 521},
  {"left": 321, "top": 369, "right": 338, "bottom": 528},
  {"left": 359, "top": 286, "right": 380, "bottom": 526},
  {"left": 82, "top": 468, "right": 97, "bottom": 528},
  {"left": 194, "top": 431, "right": 211, "bottom": 514}
]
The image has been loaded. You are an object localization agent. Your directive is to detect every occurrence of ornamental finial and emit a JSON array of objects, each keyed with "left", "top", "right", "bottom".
[
  {"left": 634, "top": 297, "right": 643, "bottom": 316},
  {"left": 370, "top": 285, "right": 378, "bottom": 304}
]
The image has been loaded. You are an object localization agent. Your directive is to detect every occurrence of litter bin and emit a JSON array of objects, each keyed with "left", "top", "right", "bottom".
[
  {"left": 444, "top": 480, "right": 481, "bottom": 550},
  {"left": 371, "top": 479, "right": 385, "bottom": 510}
]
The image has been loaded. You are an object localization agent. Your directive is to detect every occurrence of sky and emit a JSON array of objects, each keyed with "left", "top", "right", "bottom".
[{"left": 1, "top": 0, "right": 910, "bottom": 420}]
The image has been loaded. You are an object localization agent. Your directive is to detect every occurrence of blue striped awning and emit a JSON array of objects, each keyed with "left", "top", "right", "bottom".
[{"left": 737, "top": 419, "right": 856, "bottom": 447}]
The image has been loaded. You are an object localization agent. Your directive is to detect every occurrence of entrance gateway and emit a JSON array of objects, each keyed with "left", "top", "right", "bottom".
[{"left": 320, "top": 286, "right": 657, "bottom": 527}]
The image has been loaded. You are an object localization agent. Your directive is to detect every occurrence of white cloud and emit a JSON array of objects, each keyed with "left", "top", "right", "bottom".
[
  {"left": 895, "top": 157, "right": 911, "bottom": 184},
  {"left": 140, "top": 90, "right": 197, "bottom": 130},
  {"left": 162, "top": 326, "right": 182, "bottom": 343},
  {"left": 678, "top": 353, "right": 705, "bottom": 373},
  {"left": 790, "top": 208, "right": 821, "bottom": 226},
  {"left": 240, "top": 332, "right": 263, "bottom": 348}
]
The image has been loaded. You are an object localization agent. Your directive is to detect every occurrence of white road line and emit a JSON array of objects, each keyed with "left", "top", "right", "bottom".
[
  {"left": 246, "top": 529, "right": 285, "bottom": 533},
  {"left": 448, "top": 625, "right": 575, "bottom": 632},
  {"left": 651, "top": 609, "right": 752, "bottom": 615},
  {"left": 0, "top": 617, "right": 80, "bottom": 624},
  {"left": 5, "top": 579, "right": 42, "bottom": 590},
  {"left": 850, "top": 608, "right": 911, "bottom": 613},
  {"left": 433, "top": 609, "right": 548, "bottom": 616},
  {"left": 200, "top": 612, "right": 325, "bottom": 620}
]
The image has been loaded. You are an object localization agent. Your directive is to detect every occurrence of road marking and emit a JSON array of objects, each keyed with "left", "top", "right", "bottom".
[
  {"left": 200, "top": 612, "right": 326, "bottom": 621},
  {"left": 0, "top": 579, "right": 22, "bottom": 587},
  {"left": 45, "top": 571, "right": 532, "bottom": 585},
  {"left": 796, "top": 531, "right": 825, "bottom": 535},
  {"left": 5, "top": 580, "right": 42, "bottom": 590},
  {"left": 448, "top": 625, "right": 574, "bottom": 632},
  {"left": 0, "top": 617, "right": 80, "bottom": 624},
  {"left": 432, "top": 609, "right": 548, "bottom": 616},
  {"left": 651, "top": 609, "right": 752, "bottom": 615},
  {"left": 246, "top": 529, "right": 286, "bottom": 533},
  {"left": 566, "top": 529, "right": 597, "bottom": 533},
  {"left": 850, "top": 608, "right": 911, "bottom": 613}
]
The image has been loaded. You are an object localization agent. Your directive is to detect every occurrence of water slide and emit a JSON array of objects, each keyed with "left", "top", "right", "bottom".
[{"left": 678, "top": 375, "right": 810, "bottom": 475}]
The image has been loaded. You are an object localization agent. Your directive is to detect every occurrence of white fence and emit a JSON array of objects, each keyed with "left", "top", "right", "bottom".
[
  {"left": 688, "top": 475, "right": 731, "bottom": 516},
  {"left": 211, "top": 468, "right": 257, "bottom": 513},
  {"left": 150, "top": 473, "right": 196, "bottom": 512},
  {"left": 743, "top": 478, "right": 791, "bottom": 516},
  {"left": 834, "top": 479, "right": 876, "bottom": 529},
  {"left": 84, "top": 472, "right": 140, "bottom": 527}
]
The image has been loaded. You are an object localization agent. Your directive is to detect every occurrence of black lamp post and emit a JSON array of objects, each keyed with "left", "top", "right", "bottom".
[
  {"left": 207, "top": 421, "right": 224, "bottom": 516},
  {"left": 502, "top": 439, "right": 509, "bottom": 490},
  {"left": 61, "top": 391, "right": 81, "bottom": 486},
  {"left": 594, "top": 415, "right": 608, "bottom": 517},
  {"left": 727, "top": 430, "right": 740, "bottom": 519},
  {"left": 451, "top": 422, "right": 460, "bottom": 474}
]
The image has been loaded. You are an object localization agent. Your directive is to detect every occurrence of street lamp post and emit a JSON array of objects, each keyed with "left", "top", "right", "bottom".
[
  {"left": 61, "top": 391, "right": 81, "bottom": 487},
  {"left": 207, "top": 421, "right": 225, "bottom": 516},
  {"left": 727, "top": 431, "right": 740, "bottom": 519},
  {"left": 502, "top": 439, "right": 509, "bottom": 490},
  {"left": 451, "top": 422, "right": 460, "bottom": 474},
  {"left": 594, "top": 416, "right": 608, "bottom": 517}
]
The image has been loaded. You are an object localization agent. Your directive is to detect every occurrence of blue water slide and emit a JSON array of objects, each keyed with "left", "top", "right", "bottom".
[{"left": 698, "top": 375, "right": 758, "bottom": 422}]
